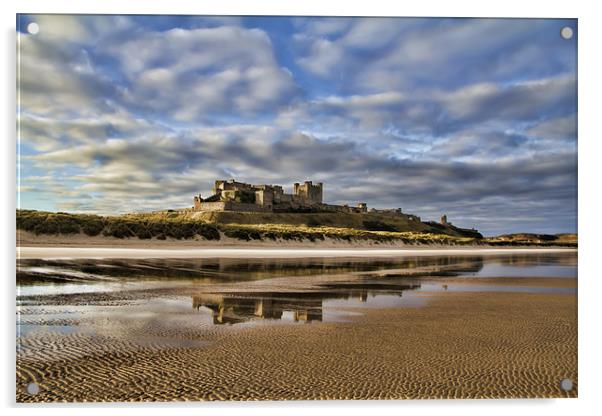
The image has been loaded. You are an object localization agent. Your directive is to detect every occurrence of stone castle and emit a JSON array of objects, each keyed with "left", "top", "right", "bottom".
[
  {"left": 193, "top": 179, "right": 375, "bottom": 214},
  {"left": 188, "top": 178, "right": 483, "bottom": 237}
]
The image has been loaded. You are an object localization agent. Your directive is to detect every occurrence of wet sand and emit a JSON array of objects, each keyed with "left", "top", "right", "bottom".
[{"left": 16, "top": 277, "right": 577, "bottom": 401}]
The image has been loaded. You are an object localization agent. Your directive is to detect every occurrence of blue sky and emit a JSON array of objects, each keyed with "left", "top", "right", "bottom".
[{"left": 17, "top": 15, "right": 577, "bottom": 236}]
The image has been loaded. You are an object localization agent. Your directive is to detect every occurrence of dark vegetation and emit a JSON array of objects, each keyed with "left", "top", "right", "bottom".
[
  {"left": 17, "top": 210, "right": 220, "bottom": 241},
  {"left": 362, "top": 220, "right": 399, "bottom": 232},
  {"left": 426, "top": 221, "right": 483, "bottom": 239}
]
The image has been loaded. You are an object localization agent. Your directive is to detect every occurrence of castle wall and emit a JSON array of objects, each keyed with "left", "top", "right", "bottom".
[
  {"left": 194, "top": 179, "right": 367, "bottom": 214},
  {"left": 320, "top": 204, "right": 345, "bottom": 212},
  {"left": 196, "top": 201, "right": 228, "bottom": 212},
  {"left": 224, "top": 202, "right": 272, "bottom": 212},
  {"left": 233, "top": 201, "right": 271, "bottom": 212},
  {"left": 195, "top": 201, "right": 272, "bottom": 212},
  {"left": 214, "top": 179, "right": 255, "bottom": 194},
  {"left": 255, "top": 189, "right": 273, "bottom": 208}
]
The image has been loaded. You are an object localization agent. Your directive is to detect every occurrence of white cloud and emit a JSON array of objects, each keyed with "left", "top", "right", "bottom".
[
  {"left": 297, "top": 38, "right": 344, "bottom": 77},
  {"left": 106, "top": 26, "right": 298, "bottom": 120},
  {"left": 294, "top": 18, "right": 570, "bottom": 94},
  {"left": 341, "top": 18, "right": 408, "bottom": 50},
  {"left": 440, "top": 75, "right": 576, "bottom": 123},
  {"left": 20, "top": 110, "right": 160, "bottom": 152},
  {"left": 30, "top": 15, "right": 90, "bottom": 43}
]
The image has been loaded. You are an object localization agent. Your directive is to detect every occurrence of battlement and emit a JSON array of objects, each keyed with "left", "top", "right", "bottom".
[
  {"left": 192, "top": 179, "right": 358, "bottom": 213},
  {"left": 293, "top": 181, "right": 323, "bottom": 204}
]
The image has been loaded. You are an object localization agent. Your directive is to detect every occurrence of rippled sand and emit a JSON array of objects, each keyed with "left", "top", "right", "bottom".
[{"left": 16, "top": 278, "right": 577, "bottom": 402}]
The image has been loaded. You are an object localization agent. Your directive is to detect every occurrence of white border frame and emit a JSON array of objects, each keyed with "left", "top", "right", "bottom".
[{"left": 3, "top": 1, "right": 600, "bottom": 415}]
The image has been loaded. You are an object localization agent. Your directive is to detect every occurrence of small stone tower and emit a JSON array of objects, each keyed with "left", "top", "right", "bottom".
[
  {"left": 193, "top": 194, "right": 203, "bottom": 210},
  {"left": 441, "top": 214, "right": 448, "bottom": 225}
]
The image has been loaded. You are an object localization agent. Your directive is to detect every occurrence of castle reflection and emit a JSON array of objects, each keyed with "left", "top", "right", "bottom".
[
  {"left": 193, "top": 282, "right": 421, "bottom": 325},
  {"left": 193, "top": 293, "right": 323, "bottom": 324}
]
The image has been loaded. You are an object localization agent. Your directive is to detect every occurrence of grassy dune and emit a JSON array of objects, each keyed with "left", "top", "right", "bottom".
[
  {"left": 16, "top": 210, "right": 221, "bottom": 241},
  {"left": 485, "top": 233, "right": 578, "bottom": 246},
  {"left": 146, "top": 210, "right": 483, "bottom": 238},
  {"left": 217, "top": 223, "right": 476, "bottom": 245},
  {"left": 15, "top": 209, "right": 576, "bottom": 247}
]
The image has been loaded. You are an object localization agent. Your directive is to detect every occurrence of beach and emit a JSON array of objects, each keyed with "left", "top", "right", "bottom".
[
  {"left": 17, "top": 278, "right": 577, "bottom": 401},
  {"left": 16, "top": 251, "right": 578, "bottom": 401},
  {"left": 18, "top": 246, "right": 576, "bottom": 259},
  {"left": 16, "top": 229, "right": 576, "bottom": 257}
]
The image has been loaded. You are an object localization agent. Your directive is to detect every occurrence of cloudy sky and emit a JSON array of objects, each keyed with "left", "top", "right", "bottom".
[{"left": 17, "top": 15, "right": 577, "bottom": 236}]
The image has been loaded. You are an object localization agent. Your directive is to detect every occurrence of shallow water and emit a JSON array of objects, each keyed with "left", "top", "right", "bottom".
[{"left": 16, "top": 251, "right": 577, "bottom": 339}]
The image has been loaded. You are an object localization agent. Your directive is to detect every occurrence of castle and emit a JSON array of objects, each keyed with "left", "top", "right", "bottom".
[
  {"left": 186, "top": 178, "right": 484, "bottom": 235},
  {"left": 193, "top": 179, "right": 372, "bottom": 214}
]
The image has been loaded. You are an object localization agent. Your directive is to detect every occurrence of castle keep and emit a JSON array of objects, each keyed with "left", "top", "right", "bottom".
[{"left": 193, "top": 179, "right": 369, "bottom": 214}]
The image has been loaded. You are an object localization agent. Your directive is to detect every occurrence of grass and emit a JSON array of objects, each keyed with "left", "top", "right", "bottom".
[
  {"left": 16, "top": 209, "right": 220, "bottom": 241},
  {"left": 217, "top": 223, "right": 478, "bottom": 245},
  {"left": 483, "top": 233, "right": 577, "bottom": 247},
  {"left": 16, "top": 209, "right": 576, "bottom": 247}
]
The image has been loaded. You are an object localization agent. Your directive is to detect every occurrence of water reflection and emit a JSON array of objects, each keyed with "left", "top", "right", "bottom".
[
  {"left": 16, "top": 252, "right": 578, "bottom": 300},
  {"left": 193, "top": 281, "right": 422, "bottom": 325},
  {"left": 17, "top": 256, "right": 485, "bottom": 284},
  {"left": 15, "top": 251, "right": 577, "bottom": 337},
  {"left": 17, "top": 252, "right": 576, "bottom": 285},
  {"left": 194, "top": 293, "right": 324, "bottom": 324}
]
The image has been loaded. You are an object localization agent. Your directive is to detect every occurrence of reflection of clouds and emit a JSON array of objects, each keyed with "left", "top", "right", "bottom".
[
  {"left": 19, "top": 255, "right": 491, "bottom": 286},
  {"left": 495, "top": 253, "right": 578, "bottom": 267},
  {"left": 18, "top": 252, "right": 576, "bottom": 348},
  {"left": 19, "top": 253, "right": 578, "bottom": 297}
]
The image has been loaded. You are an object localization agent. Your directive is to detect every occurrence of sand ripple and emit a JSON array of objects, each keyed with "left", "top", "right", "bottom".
[{"left": 17, "top": 290, "right": 576, "bottom": 401}]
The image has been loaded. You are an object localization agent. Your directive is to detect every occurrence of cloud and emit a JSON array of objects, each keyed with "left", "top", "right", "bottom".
[
  {"left": 278, "top": 74, "right": 576, "bottom": 149},
  {"left": 25, "top": 123, "right": 577, "bottom": 234},
  {"left": 18, "top": 16, "right": 137, "bottom": 118},
  {"left": 527, "top": 115, "right": 577, "bottom": 140},
  {"left": 19, "top": 17, "right": 299, "bottom": 123},
  {"left": 106, "top": 26, "right": 299, "bottom": 121},
  {"left": 17, "top": 15, "right": 578, "bottom": 235},
  {"left": 441, "top": 75, "right": 576, "bottom": 124},
  {"left": 19, "top": 110, "right": 160, "bottom": 152},
  {"left": 295, "top": 18, "right": 576, "bottom": 93},
  {"left": 296, "top": 37, "right": 344, "bottom": 77}
]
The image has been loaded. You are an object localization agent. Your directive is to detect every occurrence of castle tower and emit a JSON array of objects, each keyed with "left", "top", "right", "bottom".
[
  {"left": 293, "top": 180, "right": 323, "bottom": 204},
  {"left": 316, "top": 182, "right": 323, "bottom": 203},
  {"left": 193, "top": 194, "right": 203, "bottom": 210},
  {"left": 441, "top": 214, "right": 448, "bottom": 225}
]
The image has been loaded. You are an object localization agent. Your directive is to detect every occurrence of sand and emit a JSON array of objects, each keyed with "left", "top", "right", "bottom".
[
  {"left": 17, "top": 246, "right": 576, "bottom": 260},
  {"left": 16, "top": 277, "right": 577, "bottom": 401},
  {"left": 16, "top": 230, "right": 577, "bottom": 256}
]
